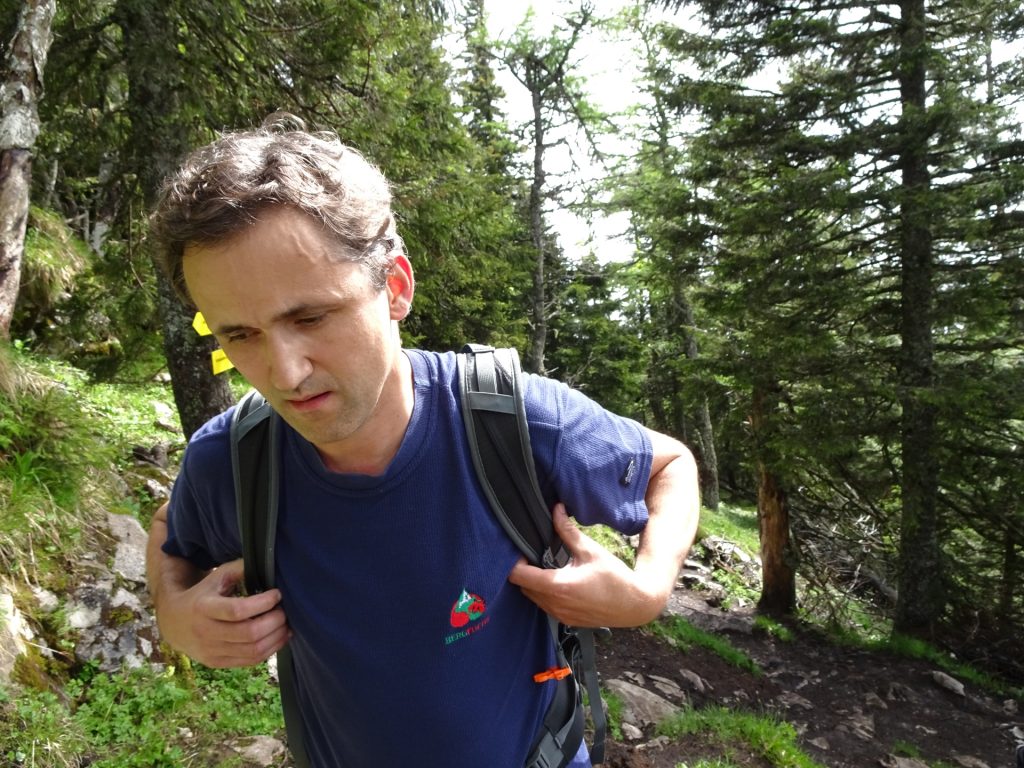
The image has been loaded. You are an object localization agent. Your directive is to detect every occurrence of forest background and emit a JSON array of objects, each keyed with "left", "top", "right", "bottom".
[{"left": 0, "top": 0, "right": 1022, "bottom": 746}]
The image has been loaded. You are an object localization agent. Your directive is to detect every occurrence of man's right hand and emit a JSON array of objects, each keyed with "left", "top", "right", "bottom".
[
  {"left": 147, "top": 503, "right": 291, "bottom": 668},
  {"left": 156, "top": 558, "right": 291, "bottom": 668}
]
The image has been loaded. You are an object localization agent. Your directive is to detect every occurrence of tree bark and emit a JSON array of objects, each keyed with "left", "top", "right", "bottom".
[
  {"left": 0, "top": 0, "right": 55, "bottom": 338},
  {"left": 116, "top": 0, "right": 234, "bottom": 438},
  {"left": 526, "top": 55, "right": 548, "bottom": 375},
  {"left": 751, "top": 384, "right": 796, "bottom": 617},
  {"left": 678, "top": 284, "right": 719, "bottom": 509},
  {"left": 894, "top": 0, "right": 943, "bottom": 637}
]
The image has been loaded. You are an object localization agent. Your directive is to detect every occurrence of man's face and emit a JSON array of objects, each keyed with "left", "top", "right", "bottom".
[{"left": 183, "top": 207, "right": 414, "bottom": 469}]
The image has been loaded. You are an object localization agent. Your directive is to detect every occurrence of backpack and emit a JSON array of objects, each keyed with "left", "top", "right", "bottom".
[{"left": 230, "top": 344, "right": 606, "bottom": 768}]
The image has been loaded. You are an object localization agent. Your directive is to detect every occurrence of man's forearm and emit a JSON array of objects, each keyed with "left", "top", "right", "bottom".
[
  {"left": 633, "top": 432, "right": 701, "bottom": 612},
  {"left": 146, "top": 503, "right": 204, "bottom": 610}
]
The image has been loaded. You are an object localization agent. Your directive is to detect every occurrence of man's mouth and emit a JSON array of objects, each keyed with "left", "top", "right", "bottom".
[{"left": 286, "top": 392, "right": 331, "bottom": 413}]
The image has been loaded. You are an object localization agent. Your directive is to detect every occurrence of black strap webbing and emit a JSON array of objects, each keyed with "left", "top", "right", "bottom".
[
  {"left": 230, "top": 391, "right": 311, "bottom": 768},
  {"left": 459, "top": 345, "right": 604, "bottom": 768},
  {"left": 457, "top": 344, "right": 570, "bottom": 570}
]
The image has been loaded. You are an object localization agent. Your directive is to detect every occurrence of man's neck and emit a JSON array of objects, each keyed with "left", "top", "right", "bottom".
[{"left": 316, "top": 351, "right": 414, "bottom": 476}]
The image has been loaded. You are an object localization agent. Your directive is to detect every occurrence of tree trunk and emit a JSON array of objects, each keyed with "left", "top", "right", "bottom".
[
  {"left": 894, "top": 0, "right": 943, "bottom": 637},
  {"left": 678, "top": 284, "right": 719, "bottom": 509},
  {"left": 751, "top": 384, "right": 796, "bottom": 617},
  {"left": 0, "top": 0, "right": 55, "bottom": 338},
  {"left": 526, "top": 58, "right": 547, "bottom": 375},
  {"left": 116, "top": 0, "right": 234, "bottom": 438}
]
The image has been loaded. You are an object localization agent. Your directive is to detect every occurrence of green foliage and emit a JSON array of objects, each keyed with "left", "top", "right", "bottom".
[
  {"left": 650, "top": 616, "right": 762, "bottom": 677},
  {"left": 0, "top": 687, "right": 89, "bottom": 768},
  {"left": 2, "top": 662, "right": 284, "bottom": 768},
  {"left": 659, "top": 706, "right": 825, "bottom": 768},
  {"left": 0, "top": 344, "right": 173, "bottom": 588},
  {"left": 612, "top": 0, "right": 1024, "bottom": 653},
  {"left": 600, "top": 687, "right": 625, "bottom": 742},
  {"left": 17, "top": 207, "right": 92, "bottom": 317},
  {"left": 0, "top": 349, "right": 111, "bottom": 581}
]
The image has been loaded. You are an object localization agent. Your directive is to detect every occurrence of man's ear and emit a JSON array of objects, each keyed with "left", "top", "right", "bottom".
[{"left": 387, "top": 254, "right": 414, "bottom": 320}]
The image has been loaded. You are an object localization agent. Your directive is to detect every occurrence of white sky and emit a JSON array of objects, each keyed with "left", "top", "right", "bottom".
[{"left": 481, "top": 0, "right": 643, "bottom": 263}]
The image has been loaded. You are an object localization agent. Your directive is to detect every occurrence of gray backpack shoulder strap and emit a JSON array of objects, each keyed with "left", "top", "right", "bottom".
[{"left": 230, "top": 391, "right": 310, "bottom": 768}]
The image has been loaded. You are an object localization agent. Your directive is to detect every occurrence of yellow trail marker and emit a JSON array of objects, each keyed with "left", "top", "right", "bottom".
[
  {"left": 192, "top": 312, "right": 213, "bottom": 336},
  {"left": 194, "top": 312, "right": 234, "bottom": 374},
  {"left": 211, "top": 348, "right": 235, "bottom": 374}
]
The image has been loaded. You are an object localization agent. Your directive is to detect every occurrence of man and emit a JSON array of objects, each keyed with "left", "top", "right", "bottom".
[{"left": 146, "top": 116, "right": 700, "bottom": 767}]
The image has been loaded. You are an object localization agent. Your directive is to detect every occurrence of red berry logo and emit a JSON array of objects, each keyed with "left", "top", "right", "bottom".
[{"left": 450, "top": 589, "right": 486, "bottom": 628}]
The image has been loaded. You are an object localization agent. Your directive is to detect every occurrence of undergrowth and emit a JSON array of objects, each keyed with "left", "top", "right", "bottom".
[{"left": 1, "top": 663, "right": 283, "bottom": 767}]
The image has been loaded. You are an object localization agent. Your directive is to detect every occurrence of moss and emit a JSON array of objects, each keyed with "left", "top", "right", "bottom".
[{"left": 12, "top": 644, "right": 67, "bottom": 694}]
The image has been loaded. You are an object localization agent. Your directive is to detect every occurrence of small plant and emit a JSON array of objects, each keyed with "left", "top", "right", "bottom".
[
  {"left": 650, "top": 616, "right": 762, "bottom": 676},
  {"left": 600, "top": 687, "right": 626, "bottom": 741},
  {"left": 892, "top": 739, "right": 923, "bottom": 758},
  {"left": 753, "top": 615, "right": 795, "bottom": 642}
]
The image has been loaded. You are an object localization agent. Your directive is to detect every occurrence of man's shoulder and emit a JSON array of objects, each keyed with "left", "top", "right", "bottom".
[{"left": 180, "top": 406, "right": 236, "bottom": 469}]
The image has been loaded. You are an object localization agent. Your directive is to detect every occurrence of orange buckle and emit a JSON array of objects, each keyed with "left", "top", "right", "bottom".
[{"left": 533, "top": 666, "right": 572, "bottom": 683}]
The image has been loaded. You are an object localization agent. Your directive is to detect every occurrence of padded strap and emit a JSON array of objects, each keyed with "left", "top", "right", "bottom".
[
  {"left": 577, "top": 628, "right": 606, "bottom": 766},
  {"left": 231, "top": 391, "right": 311, "bottom": 768},
  {"left": 458, "top": 345, "right": 569, "bottom": 568}
]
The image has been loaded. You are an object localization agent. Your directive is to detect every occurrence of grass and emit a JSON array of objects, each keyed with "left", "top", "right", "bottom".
[
  {"left": 699, "top": 502, "right": 760, "bottom": 555},
  {"left": 649, "top": 615, "right": 763, "bottom": 676},
  {"left": 659, "top": 706, "right": 826, "bottom": 768}
]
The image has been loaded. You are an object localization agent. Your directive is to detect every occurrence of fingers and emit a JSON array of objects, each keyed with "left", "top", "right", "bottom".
[
  {"left": 159, "top": 560, "right": 292, "bottom": 668},
  {"left": 198, "top": 606, "right": 292, "bottom": 668}
]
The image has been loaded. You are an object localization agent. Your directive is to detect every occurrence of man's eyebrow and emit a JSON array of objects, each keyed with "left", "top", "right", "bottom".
[{"left": 211, "top": 302, "right": 341, "bottom": 336}]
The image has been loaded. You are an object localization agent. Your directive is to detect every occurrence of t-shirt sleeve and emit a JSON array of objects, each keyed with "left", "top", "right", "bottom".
[
  {"left": 523, "top": 373, "right": 653, "bottom": 535},
  {"left": 162, "top": 410, "right": 242, "bottom": 570}
]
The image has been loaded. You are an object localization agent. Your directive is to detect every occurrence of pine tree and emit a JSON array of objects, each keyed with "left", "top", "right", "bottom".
[{"left": 648, "top": 0, "right": 1024, "bottom": 635}]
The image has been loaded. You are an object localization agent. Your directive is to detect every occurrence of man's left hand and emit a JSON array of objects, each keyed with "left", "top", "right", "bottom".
[{"left": 507, "top": 503, "right": 668, "bottom": 628}]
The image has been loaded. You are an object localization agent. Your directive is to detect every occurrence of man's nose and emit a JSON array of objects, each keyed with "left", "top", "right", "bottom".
[{"left": 267, "top": 336, "right": 313, "bottom": 392}]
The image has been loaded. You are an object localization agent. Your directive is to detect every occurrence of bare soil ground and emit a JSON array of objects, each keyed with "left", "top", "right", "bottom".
[{"left": 595, "top": 591, "right": 1022, "bottom": 768}]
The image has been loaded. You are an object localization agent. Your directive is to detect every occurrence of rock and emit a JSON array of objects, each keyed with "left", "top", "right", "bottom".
[
  {"left": 107, "top": 513, "right": 149, "bottom": 585},
  {"left": 636, "top": 735, "right": 672, "bottom": 752},
  {"left": 648, "top": 674, "right": 685, "bottom": 702},
  {"left": 67, "top": 578, "right": 160, "bottom": 672},
  {"left": 838, "top": 707, "right": 874, "bottom": 741},
  {"left": 864, "top": 691, "right": 888, "bottom": 709},
  {"left": 808, "top": 736, "right": 830, "bottom": 750},
  {"left": 0, "top": 591, "right": 34, "bottom": 684},
  {"left": 623, "top": 670, "right": 645, "bottom": 685},
  {"left": 620, "top": 722, "right": 643, "bottom": 741},
  {"left": 886, "top": 681, "right": 917, "bottom": 702},
  {"left": 605, "top": 678, "right": 680, "bottom": 728},
  {"left": 930, "top": 670, "right": 965, "bottom": 696},
  {"left": 1001, "top": 698, "right": 1017, "bottom": 715},
  {"left": 30, "top": 585, "right": 59, "bottom": 614},
  {"left": 678, "top": 667, "right": 709, "bottom": 693},
  {"left": 776, "top": 691, "right": 814, "bottom": 710},
  {"left": 881, "top": 756, "right": 930, "bottom": 768},
  {"left": 951, "top": 754, "right": 990, "bottom": 768},
  {"left": 232, "top": 735, "right": 286, "bottom": 766}
]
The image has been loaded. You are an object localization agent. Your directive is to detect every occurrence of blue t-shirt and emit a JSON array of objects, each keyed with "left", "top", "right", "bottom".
[{"left": 165, "top": 349, "right": 653, "bottom": 768}]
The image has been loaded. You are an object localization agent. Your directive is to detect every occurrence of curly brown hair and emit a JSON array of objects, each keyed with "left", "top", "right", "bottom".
[{"left": 149, "top": 113, "right": 404, "bottom": 305}]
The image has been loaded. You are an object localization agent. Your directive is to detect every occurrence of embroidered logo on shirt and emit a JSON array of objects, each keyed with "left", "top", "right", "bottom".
[{"left": 445, "top": 589, "right": 490, "bottom": 645}]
